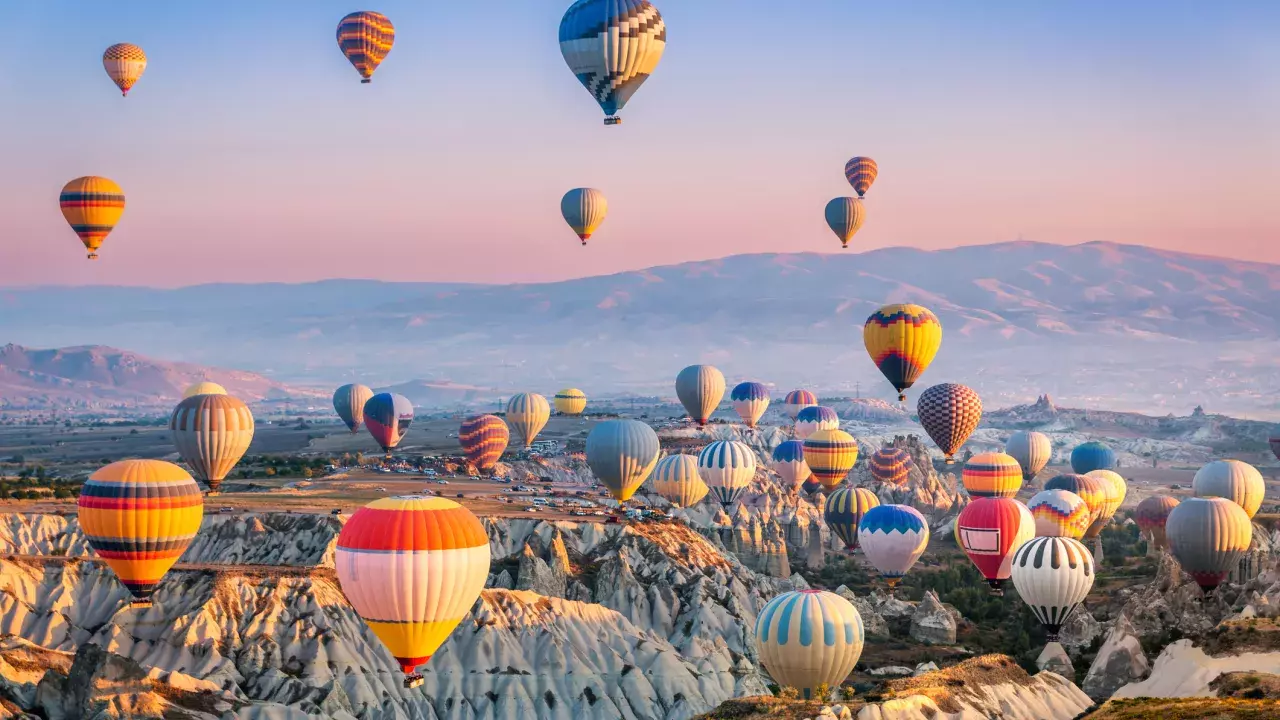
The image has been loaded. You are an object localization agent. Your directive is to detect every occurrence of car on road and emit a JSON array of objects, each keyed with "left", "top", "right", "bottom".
[
  {"left": 469, "top": 475, "right": 481, "bottom": 480},
  {"left": 436, "top": 480, "right": 449, "bottom": 485},
  {"left": 456, "top": 493, "right": 465, "bottom": 499},
  {"left": 330, "top": 509, "right": 343, "bottom": 516},
  {"left": 375, "top": 487, "right": 387, "bottom": 492},
  {"left": 525, "top": 507, "right": 538, "bottom": 513},
  {"left": 592, "top": 510, "right": 606, "bottom": 516}
]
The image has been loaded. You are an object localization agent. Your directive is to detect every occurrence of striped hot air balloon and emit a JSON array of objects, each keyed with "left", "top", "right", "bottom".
[
  {"left": 917, "top": 383, "right": 982, "bottom": 463},
  {"left": 561, "top": 188, "right": 607, "bottom": 245},
  {"left": 506, "top": 393, "right": 551, "bottom": 448},
  {"left": 858, "top": 504, "right": 929, "bottom": 589},
  {"left": 868, "top": 447, "right": 912, "bottom": 486},
  {"left": 803, "top": 429, "right": 859, "bottom": 491},
  {"left": 824, "top": 197, "right": 866, "bottom": 249},
  {"left": 1005, "top": 431, "right": 1051, "bottom": 485},
  {"left": 698, "top": 440, "right": 757, "bottom": 509},
  {"left": 794, "top": 405, "right": 839, "bottom": 441},
  {"left": 336, "top": 11, "right": 395, "bottom": 83},
  {"left": 755, "top": 590, "right": 865, "bottom": 701},
  {"left": 1010, "top": 536, "right": 1095, "bottom": 640},
  {"left": 844, "top": 156, "right": 879, "bottom": 198},
  {"left": 586, "top": 419, "right": 660, "bottom": 502},
  {"left": 730, "top": 381, "right": 770, "bottom": 428},
  {"left": 170, "top": 394, "right": 255, "bottom": 495},
  {"left": 333, "top": 383, "right": 374, "bottom": 433},
  {"left": 77, "top": 459, "right": 203, "bottom": 606},
  {"left": 1193, "top": 459, "right": 1265, "bottom": 519},
  {"left": 961, "top": 452, "right": 1023, "bottom": 499},
  {"left": 1070, "top": 441, "right": 1116, "bottom": 475},
  {"left": 554, "top": 388, "right": 588, "bottom": 415},
  {"left": 60, "top": 176, "right": 125, "bottom": 259},
  {"left": 675, "top": 365, "right": 725, "bottom": 427},
  {"left": 363, "top": 393, "right": 414, "bottom": 456},
  {"left": 771, "top": 440, "right": 812, "bottom": 491},
  {"left": 824, "top": 486, "right": 879, "bottom": 551},
  {"left": 782, "top": 390, "right": 817, "bottom": 419},
  {"left": 1044, "top": 474, "right": 1108, "bottom": 537},
  {"left": 1167, "top": 497, "right": 1253, "bottom": 591},
  {"left": 102, "top": 43, "right": 147, "bottom": 96},
  {"left": 459, "top": 415, "right": 510, "bottom": 471},
  {"left": 650, "top": 454, "right": 708, "bottom": 508},
  {"left": 801, "top": 479, "right": 823, "bottom": 496},
  {"left": 1085, "top": 469, "right": 1127, "bottom": 537},
  {"left": 335, "top": 496, "right": 489, "bottom": 688},
  {"left": 1028, "top": 489, "right": 1090, "bottom": 539},
  {"left": 183, "top": 381, "right": 226, "bottom": 399},
  {"left": 864, "top": 304, "right": 942, "bottom": 402},
  {"left": 1135, "top": 495, "right": 1179, "bottom": 550},
  {"left": 559, "top": 0, "right": 666, "bottom": 125},
  {"left": 956, "top": 497, "right": 1035, "bottom": 593}
]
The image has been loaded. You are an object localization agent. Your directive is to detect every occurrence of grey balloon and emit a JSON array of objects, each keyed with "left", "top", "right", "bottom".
[{"left": 1166, "top": 497, "right": 1252, "bottom": 592}]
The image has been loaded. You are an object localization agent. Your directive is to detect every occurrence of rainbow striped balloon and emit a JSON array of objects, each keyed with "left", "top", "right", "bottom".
[
  {"left": 1028, "top": 489, "right": 1090, "bottom": 539},
  {"left": 781, "top": 389, "right": 817, "bottom": 419},
  {"left": 802, "top": 428, "right": 859, "bottom": 490},
  {"left": 77, "top": 459, "right": 204, "bottom": 605},
  {"left": 336, "top": 11, "right": 395, "bottom": 83},
  {"left": 1044, "top": 474, "right": 1108, "bottom": 537},
  {"left": 961, "top": 452, "right": 1023, "bottom": 498},
  {"left": 336, "top": 496, "right": 490, "bottom": 687},
  {"left": 868, "top": 447, "right": 911, "bottom": 486},
  {"left": 459, "top": 415, "right": 510, "bottom": 471},
  {"left": 755, "top": 589, "right": 865, "bottom": 700}
]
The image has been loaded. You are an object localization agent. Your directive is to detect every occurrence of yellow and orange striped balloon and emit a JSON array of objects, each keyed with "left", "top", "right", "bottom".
[
  {"left": 335, "top": 496, "right": 490, "bottom": 687},
  {"left": 863, "top": 304, "right": 942, "bottom": 402},
  {"left": 803, "top": 428, "right": 860, "bottom": 491},
  {"left": 77, "top": 459, "right": 204, "bottom": 605},
  {"left": 170, "top": 394, "right": 255, "bottom": 494},
  {"left": 961, "top": 452, "right": 1024, "bottom": 498},
  {"left": 59, "top": 176, "right": 125, "bottom": 260},
  {"left": 336, "top": 11, "right": 395, "bottom": 83}
]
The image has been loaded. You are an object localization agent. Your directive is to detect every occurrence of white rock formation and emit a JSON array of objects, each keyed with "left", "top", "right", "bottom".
[
  {"left": 1112, "top": 639, "right": 1280, "bottom": 699},
  {"left": 1082, "top": 614, "right": 1149, "bottom": 700},
  {"left": 852, "top": 671, "right": 1091, "bottom": 720},
  {"left": 908, "top": 592, "right": 956, "bottom": 645},
  {"left": 1035, "top": 642, "right": 1073, "bottom": 677}
]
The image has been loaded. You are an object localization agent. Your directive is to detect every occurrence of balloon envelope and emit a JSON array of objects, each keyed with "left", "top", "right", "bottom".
[
  {"left": 956, "top": 497, "right": 1035, "bottom": 591},
  {"left": 824, "top": 197, "right": 866, "bottom": 249},
  {"left": 1005, "top": 431, "right": 1051, "bottom": 484},
  {"left": 335, "top": 496, "right": 488, "bottom": 685},
  {"left": 1010, "top": 536, "right": 1094, "bottom": 640},
  {"left": 651, "top": 454, "right": 708, "bottom": 508},
  {"left": 795, "top": 405, "right": 839, "bottom": 441},
  {"left": 559, "top": 0, "right": 666, "bottom": 120},
  {"left": 103, "top": 43, "right": 147, "bottom": 96},
  {"left": 864, "top": 304, "right": 941, "bottom": 401},
  {"left": 1044, "top": 474, "right": 1108, "bottom": 537},
  {"left": 675, "top": 365, "right": 725, "bottom": 426},
  {"left": 755, "top": 590, "right": 865, "bottom": 700},
  {"left": 699, "top": 440, "right": 757, "bottom": 508},
  {"left": 844, "top": 156, "right": 879, "bottom": 197},
  {"left": 770, "top": 440, "right": 812, "bottom": 490},
  {"left": 554, "top": 388, "right": 588, "bottom": 415},
  {"left": 1028, "top": 489, "right": 1090, "bottom": 539},
  {"left": 170, "top": 394, "right": 255, "bottom": 494},
  {"left": 868, "top": 447, "right": 912, "bottom": 486},
  {"left": 824, "top": 486, "right": 879, "bottom": 551},
  {"left": 506, "top": 393, "right": 551, "bottom": 448},
  {"left": 730, "top": 381, "right": 770, "bottom": 428},
  {"left": 917, "top": 383, "right": 983, "bottom": 462},
  {"left": 336, "top": 11, "right": 395, "bottom": 82},
  {"left": 782, "top": 390, "right": 817, "bottom": 419},
  {"left": 1135, "top": 495, "right": 1179, "bottom": 550},
  {"left": 858, "top": 504, "right": 929, "bottom": 588},
  {"left": 586, "top": 419, "right": 660, "bottom": 501},
  {"left": 1166, "top": 497, "right": 1252, "bottom": 591},
  {"left": 364, "top": 393, "right": 414, "bottom": 453},
  {"left": 1084, "top": 469, "right": 1127, "bottom": 536},
  {"left": 459, "top": 415, "right": 510, "bottom": 471},
  {"left": 60, "top": 176, "right": 125, "bottom": 259},
  {"left": 561, "top": 188, "right": 607, "bottom": 244},
  {"left": 333, "top": 384, "right": 374, "bottom": 433},
  {"left": 1192, "top": 459, "right": 1264, "bottom": 519},
  {"left": 77, "top": 460, "right": 203, "bottom": 603},
  {"left": 183, "top": 381, "right": 226, "bottom": 399},
  {"left": 961, "top": 452, "right": 1023, "bottom": 498},
  {"left": 1070, "top": 442, "right": 1116, "bottom": 475},
  {"left": 803, "top": 429, "right": 859, "bottom": 490}
]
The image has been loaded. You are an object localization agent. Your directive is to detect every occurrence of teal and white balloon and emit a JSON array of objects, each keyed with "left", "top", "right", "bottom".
[
  {"left": 698, "top": 440, "right": 756, "bottom": 509},
  {"left": 754, "top": 590, "right": 865, "bottom": 700},
  {"left": 650, "top": 454, "right": 708, "bottom": 508}
]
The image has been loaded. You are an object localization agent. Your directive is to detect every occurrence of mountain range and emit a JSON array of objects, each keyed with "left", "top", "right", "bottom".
[{"left": 1, "top": 241, "right": 1278, "bottom": 416}]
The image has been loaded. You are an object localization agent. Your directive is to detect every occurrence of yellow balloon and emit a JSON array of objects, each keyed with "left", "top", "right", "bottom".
[
  {"left": 60, "top": 177, "right": 125, "bottom": 260},
  {"left": 102, "top": 43, "right": 147, "bottom": 96},
  {"left": 183, "top": 381, "right": 227, "bottom": 399},
  {"left": 554, "top": 388, "right": 588, "bottom": 415}
]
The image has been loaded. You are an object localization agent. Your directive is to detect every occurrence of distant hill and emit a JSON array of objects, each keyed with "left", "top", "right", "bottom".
[
  {"left": 0, "top": 344, "right": 312, "bottom": 410},
  {"left": 2, "top": 242, "right": 1279, "bottom": 416}
]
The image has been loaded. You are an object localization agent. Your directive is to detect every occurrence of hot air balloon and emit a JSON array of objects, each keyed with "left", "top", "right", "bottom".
[
  {"left": 586, "top": 419, "right": 660, "bottom": 502},
  {"left": 1084, "top": 469, "right": 1127, "bottom": 537},
  {"left": 561, "top": 188, "right": 607, "bottom": 245},
  {"left": 363, "top": 393, "right": 413, "bottom": 456},
  {"left": 698, "top": 440, "right": 756, "bottom": 509},
  {"left": 961, "top": 452, "right": 1023, "bottom": 498},
  {"left": 335, "top": 496, "right": 489, "bottom": 688},
  {"left": 801, "top": 479, "right": 823, "bottom": 496},
  {"left": 459, "top": 415, "right": 510, "bottom": 472},
  {"left": 333, "top": 384, "right": 374, "bottom": 433},
  {"left": 336, "top": 11, "right": 395, "bottom": 83},
  {"left": 675, "top": 365, "right": 725, "bottom": 427},
  {"left": 1192, "top": 459, "right": 1264, "bottom": 519},
  {"left": 824, "top": 197, "right": 865, "bottom": 249},
  {"left": 1028, "top": 489, "right": 1090, "bottom": 539},
  {"left": 554, "top": 388, "right": 588, "bottom": 415},
  {"left": 103, "top": 43, "right": 147, "bottom": 96},
  {"left": 170, "top": 394, "right": 255, "bottom": 495},
  {"left": 730, "top": 382, "right": 770, "bottom": 428},
  {"left": 506, "top": 393, "right": 551, "bottom": 448},
  {"left": 559, "top": 0, "right": 666, "bottom": 125},
  {"left": 1270, "top": 434, "right": 1280, "bottom": 462},
  {"left": 1167, "top": 497, "right": 1252, "bottom": 592},
  {"left": 844, "top": 156, "right": 878, "bottom": 198},
  {"left": 1005, "top": 431, "right": 1051, "bottom": 486},
  {"left": 864, "top": 305, "right": 942, "bottom": 402},
  {"left": 651, "top": 454, "right": 708, "bottom": 508},
  {"left": 77, "top": 459, "right": 203, "bottom": 606},
  {"left": 1070, "top": 441, "right": 1116, "bottom": 475},
  {"left": 1010, "top": 536, "right": 1094, "bottom": 640},
  {"left": 755, "top": 590, "right": 865, "bottom": 700},
  {"left": 771, "top": 440, "right": 812, "bottom": 491},
  {"left": 956, "top": 497, "right": 1035, "bottom": 594},
  {"left": 183, "top": 381, "right": 226, "bottom": 399},
  {"left": 795, "top": 405, "right": 839, "bottom": 441},
  {"left": 824, "top": 487, "right": 879, "bottom": 551},
  {"left": 868, "top": 447, "right": 911, "bottom": 486},
  {"left": 858, "top": 504, "right": 929, "bottom": 590},
  {"left": 803, "top": 429, "right": 859, "bottom": 491},
  {"left": 782, "top": 390, "right": 817, "bottom": 419},
  {"left": 917, "top": 383, "right": 982, "bottom": 463},
  {"left": 1043, "top": 474, "right": 1107, "bottom": 534},
  {"left": 1135, "top": 495, "right": 1179, "bottom": 550},
  {"left": 60, "top": 176, "right": 125, "bottom": 260}
]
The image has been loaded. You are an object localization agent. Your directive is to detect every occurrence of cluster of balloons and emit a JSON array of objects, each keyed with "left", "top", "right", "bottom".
[{"left": 824, "top": 156, "right": 878, "bottom": 249}]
